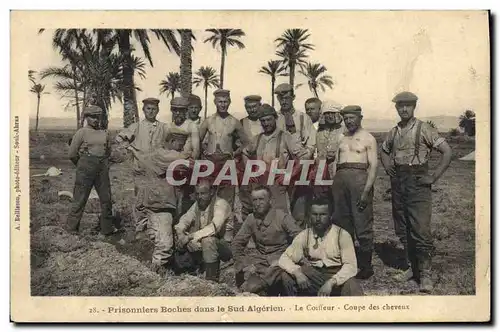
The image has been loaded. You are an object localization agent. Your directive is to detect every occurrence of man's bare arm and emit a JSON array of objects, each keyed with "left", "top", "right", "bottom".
[
  {"left": 199, "top": 119, "right": 208, "bottom": 143},
  {"left": 431, "top": 140, "right": 452, "bottom": 183},
  {"left": 363, "top": 134, "right": 378, "bottom": 194}
]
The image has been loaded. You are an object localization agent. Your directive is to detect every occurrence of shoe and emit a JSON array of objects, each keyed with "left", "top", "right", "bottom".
[
  {"left": 356, "top": 268, "right": 374, "bottom": 280},
  {"left": 205, "top": 261, "right": 220, "bottom": 282},
  {"left": 417, "top": 252, "right": 434, "bottom": 293},
  {"left": 393, "top": 268, "right": 414, "bottom": 282},
  {"left": 355, "top": 250, "right": 374, "bottom": 280},
  {"left": 419, "top": 274, "right": 434, "bottom": 293}
]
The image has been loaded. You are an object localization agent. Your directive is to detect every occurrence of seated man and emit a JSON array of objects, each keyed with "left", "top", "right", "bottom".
[
  {"left": 275, "top": 197, "right": 364, "bottom": 296},
  {"left": 231, "top": 185, "right": 303, "bottom": 295},
  {"left": 173, "top": 180, "right": 233, "bottom": 282}
]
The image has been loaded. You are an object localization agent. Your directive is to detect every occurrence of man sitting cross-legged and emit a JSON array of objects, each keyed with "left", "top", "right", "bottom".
[
  {"left": 231, "top": 184, "right": 303, "bottom": 295},
  {"left": 274, "top": 197, "right": 365, "bottom": 296},
  {"left": 173, "top": 179, "right": 233, "bottom": 282}
]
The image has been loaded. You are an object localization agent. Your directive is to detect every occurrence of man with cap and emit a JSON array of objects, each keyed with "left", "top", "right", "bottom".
[
  {"left": 116, "top": 97, "right": 180, "bottom": 273},
  {"left": 242, "top": 103, "right": 310, "bottom": 217},
  {"left": 199, "top": 89, "right": 249, "bottom": 242},
  {"left": 67, "top": 105, "right": 121, "bottom": 236},
  {"left": 380, "top": 91, "right": 452, "bottom": 293},
  {"left": 239, "top": 94, "right": 264, "bottom": 222},
  {"left": 331, "top": 105, "right": 378, "bottom": 280},
  {"left": 274, "top": 83, "right": 316, "bottom": 227},
  {"left": 187, "top": 94, "right": 203, "bottom": 126},
  {"left": 305, "top": 97, "right": 323, "bottom": 131}
]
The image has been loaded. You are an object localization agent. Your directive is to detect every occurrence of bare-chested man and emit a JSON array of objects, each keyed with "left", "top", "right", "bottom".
[
  {"left": 332, "top": 105, "right": 378, "bottom": 280},
  {"left": 199, "top": 89, "right": 249, "bottom": 241}
]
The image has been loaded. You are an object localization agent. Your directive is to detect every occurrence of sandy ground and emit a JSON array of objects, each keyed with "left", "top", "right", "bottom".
[{"left": 29, "top": 130, "right": 476, "bottom": 296}]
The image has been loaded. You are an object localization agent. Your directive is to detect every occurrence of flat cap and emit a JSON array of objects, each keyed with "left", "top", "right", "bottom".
[
  {"left": 257, "top": 103, "right": 278, "bottom": 119},
  {"left": 82, "top": 105, "right": 103, "bottom": 116},
  {"left": 274, "top": 83, "right": 293, "bottom": 94},
  {"left": 170, "top": 96, "right": 190, "bottom": 109},
  {"left": 188, "top": 94, "right": 202, "bottom": 107},
  {"left": 392, "top": 91, "right": 418, "bottom": 103},
  {"left": 321, "top": 100, "right": 343, "bottom": 114},
  {"left": 244, "top": 95, "right": 262, "bottom": 102},
  {"left": 213, "top": 89, "right": 230, "bottom": 98},
  {"left": 142, "top": 97, "right": 160, "bottom": 105},
  {"left": 341, "top": 105, "right": 362, "bottom": 115}
]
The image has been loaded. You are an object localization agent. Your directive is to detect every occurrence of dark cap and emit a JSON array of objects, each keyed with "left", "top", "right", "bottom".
[
  {"left": 188, "top": 94, "right": 202, "bottom": 107},
  {"left": 274, "top": 83, "right": 293, "bottom": 94},
  {"left": 257, "top": 103, "right": 278, "bottom": 119},
  {"left": 142, "top": 97, "right": 160, "bottom": 105},
  {"left": 392, "top": 91, "right": 418, "bottom": 103},
  {"left": 341, "top": 105, "right": 362, "bottom": 115},
  {"left": 213, "top": 89, "right": 230, "bottom": 98},
  {"left": 244, "top": 95, "right": 262, "bottom": 103},
  {"left": 170, "top": 97, "right": 190, "bottom": 109},
  {"left": 83, "top": 105, "right": 103, "bottom": 116}
]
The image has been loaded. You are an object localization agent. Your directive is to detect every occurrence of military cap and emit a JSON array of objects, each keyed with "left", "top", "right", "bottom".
[
  {"left": 170, "top": 96, "right": 190, "bottom": 109},
  {"left": 257, "top": 103, "right": 278, "bottom": 119},
  {"left": 213, "top": 89, "right": 230, "bottom": 98},
  {"left": 321, "top": 100, "right": 343, "bottom": 114},
  {"left": 274, "top": 83, "right": 293, "bottom": 94},
  {"left": 142, "top": 97, "right": 160, "bottom": 105},
  {"left": 244, "top": 95, "right": 262, "bottom": 103},
  {"left": 341, "top": 105, "right": 363, "bottom": 115},
  {"left": 392, "top": 91, "right": 418, "bottom": 103},
  {"left": 82, "top": 105, "right": 103, "bottom": 116},
  {"left": 188, "top": 94, "right": 202, "bottom": 107}
]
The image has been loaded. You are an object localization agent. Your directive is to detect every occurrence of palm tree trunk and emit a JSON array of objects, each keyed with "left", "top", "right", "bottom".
[
  {"left": 71, "top": 64, "right": 81, "bottom": 129},
  {"left": 313, "top": 87, "right": 319, "bottom": 98},
  {"left": 220, "top": 42, "right": 226, "bottom": 89},
  {"left": 289, "top": 61, "right": 295, "bottom": 87},
  {"left": 35, "top": 95, "right": 41, "bottom": 132},
  {"left": 132, "top": 87, "right": 139, "bottom": 122},
  {"left": 80, "top": 87, "right": 87, "bottom": 128},
  {"left": 204, "top": 85, "right": 208, "bottom": 119},
  {"left": 118, "top": 30, "right": 138, "bottom": 128},
  {"left": 180, "top": 30, "right": 193, "bottom": 97},
  {"left": 271, "top": 76, "right": 276, "bottom": 107}
]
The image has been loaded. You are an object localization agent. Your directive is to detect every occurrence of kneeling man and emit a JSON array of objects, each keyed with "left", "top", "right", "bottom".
[
  {"left": 174, "top": 180, "right": 232, "bottom": 282},
  {"left": 232, "top": 185, "right": 303, "bottom": 295},
  {"left": 275, "top": 198, "right": 364, "bottom": 296}
]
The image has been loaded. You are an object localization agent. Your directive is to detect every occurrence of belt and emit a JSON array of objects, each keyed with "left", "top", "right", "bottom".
[
  {"left": 336, "top": 162, "right": 368, "bottom": 171},
  {"left": 394, "top": 163, "right": 428, "bottom": 172}
]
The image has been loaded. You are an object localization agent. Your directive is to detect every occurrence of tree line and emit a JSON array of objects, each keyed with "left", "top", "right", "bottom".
[{"left": 29, "top": 28, "right": 335, "bottom": 131}]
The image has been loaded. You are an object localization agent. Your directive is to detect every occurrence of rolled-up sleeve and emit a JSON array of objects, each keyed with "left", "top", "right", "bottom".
[
  {"left": 278, "top": 230, "right": 307, "bottom": 275},
  {"left": 116, "top": 122, "right": 138, "bottom": 143},
  {"left": 175, "top": 203, "right": 196, "bottom": 234},
  {"left": 421, "top": 123, "right": 446, "bottom": 149},
  {"left": 331, "top": 229, "right": 358, "bottom": 285},
  {"left": 381, "top": 128, "right": 396, "bottom": 154},
  {"left": 192, "top": 198, "right": 231, "bottom": 241}
]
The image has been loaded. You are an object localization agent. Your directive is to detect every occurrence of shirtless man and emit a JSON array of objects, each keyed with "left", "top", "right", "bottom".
[
  {"left": 199, "top": 89, "right": 249, "bottom": 241},
  {"left": 332, "top": 105, "right": 378, "bottom": 279}
]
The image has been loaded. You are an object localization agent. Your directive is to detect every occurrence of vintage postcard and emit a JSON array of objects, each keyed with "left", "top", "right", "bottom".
[{"left": 10, "top": 10, "right": 490, "bottom": 323}]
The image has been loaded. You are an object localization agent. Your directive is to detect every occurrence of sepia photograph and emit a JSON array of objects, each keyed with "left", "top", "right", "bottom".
[{"left": 10, "top": 9, "right": 490, "bottom": 322}]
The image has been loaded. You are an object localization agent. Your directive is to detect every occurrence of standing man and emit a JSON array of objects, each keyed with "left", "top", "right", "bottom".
[
  {"left": 231, "top": 185, "right": 303, "bottom": 295},
  {"left": 274, "top": 197, "right": 364, "bottom": 296},
  {"left": 242, "top": 104, "right": 310, "bottom": 217},
  {"left": 174, "top": 180, "right": 232, "bottom": 282},
  {"left": 332, "top": 105, "right": 378, "bottom": 279},
  {"left": 380, "top": 91, "right": 452, "bottom": 293},
  {"left": 199, "top": 89, "right": 249, "bottom": 241},
  {"left": 66, "top": 105, "right": 120, "bottom": 236},
  {"left": 274, "top": 83, "right": 316, "bottom": 225},
  {"left": 305, "top": 97, "right": 323, "bottom": 132},
  {"left": 239, "top": 95, "right": 264, "bottom": 222},
  {"left": 187, "top": 94, "right": 203, "bottom": 127}
]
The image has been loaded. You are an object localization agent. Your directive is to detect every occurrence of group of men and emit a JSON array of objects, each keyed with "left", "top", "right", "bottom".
[{"left": 67, "top": 81, "right": 452, "bottom": 296}]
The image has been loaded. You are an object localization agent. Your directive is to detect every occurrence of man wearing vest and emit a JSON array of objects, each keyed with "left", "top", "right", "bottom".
[
  {"left": 274, "top": 83, "right": 316, "bottom": 227},
  {"left": 231, "top": 185, "right": 303, "bottom": 295},
  {"left": 174, "top": 179, "right": 233, "bottom": 282},
  {"left": 332, "top": 105, "right": 378, "bottom": 280},
  {"left": 239, "top": 95, "right": 264, "bottom": 222},
  {"left": 242, "top": 104, "right": 310, "bottom": 219},
  {"left": 380, "top": 91, "right": 452, "bottom": 293}
]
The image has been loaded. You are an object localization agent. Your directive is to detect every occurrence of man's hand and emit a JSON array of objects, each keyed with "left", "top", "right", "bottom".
[
  {"left": 385, "top": 165, "right": 396, "bottom": 177},
  {"left": 293, "top": 270, "right": 311, "bottom": 291},
  {"left": 187, "top": 239, "right": 201, "bottom": 252},
  {"left": 318, "top": 279, "right": 336, "bottom": 297},
  {"left": 417, "top": 174, "right": 434, "bottom": 186},
  {"left": 357, "top": 191, "right": 370, "bottom": 211},
  {"left": 242, "top": 264, "right": 257, "bottom": 276},
  {"left": 176, "top": 232, "right": 190, "bottom": 249}
]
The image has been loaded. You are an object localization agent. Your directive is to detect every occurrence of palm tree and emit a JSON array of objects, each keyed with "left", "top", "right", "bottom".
[
  {"left": 29, "top": 70, "right": 49, "bottom": 132},
  {"left": 426, "top": 120, "right": 437, "bottom": 129},
  {"left": 159, "top": 72, "right": 181, "bottom": 101},
  {"left": 275, "top": 29, "right": 314, "bottom": 87},
  {"left": 193, "top": 66, "right": 220, "bottom": 119},
  {"left": 459, "top": 109, "right": 476, "bottom": 136},
  {"left": 179, "top": 30, "right": 194, "bottom": 97},
  {"left": 297, "top": 62, "right": 334, "bottom": 98},
  {"left": 203, "top": 29, "right": 245, "bottom": 89},
  {"left": 258, "top": 60, "right": 287, "bottom": 107}
]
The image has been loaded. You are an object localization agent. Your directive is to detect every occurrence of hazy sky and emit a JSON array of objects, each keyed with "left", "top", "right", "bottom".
[{"left": 27, "top": 11, "right": 490, "bottom": 124}]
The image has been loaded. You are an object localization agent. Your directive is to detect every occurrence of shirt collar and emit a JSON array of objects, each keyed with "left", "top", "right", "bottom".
[{"left": 397, "top": 116, "right": 417, "bottom": 129}]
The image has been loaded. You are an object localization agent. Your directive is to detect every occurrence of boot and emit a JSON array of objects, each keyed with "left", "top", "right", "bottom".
[
  {"left": 418, "top": 254, "right": 434, "bottom": 293},
  {"left": 356, "top": 250, "right": 374, "bottom": 279},
  {"left": 393, "top": 243, "right": 414, "bottom": 282},
  {"left": 205, "top": 261, "right": 220, "bottom": 282}
]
